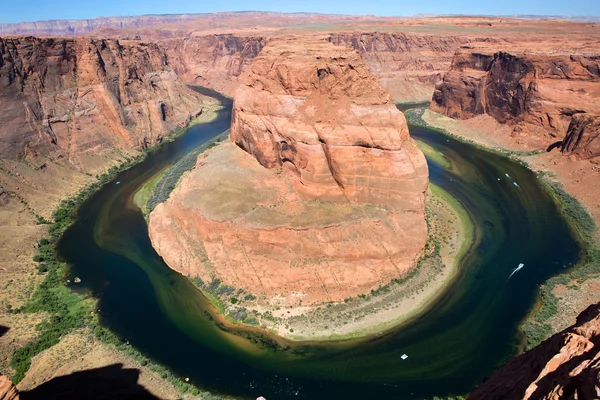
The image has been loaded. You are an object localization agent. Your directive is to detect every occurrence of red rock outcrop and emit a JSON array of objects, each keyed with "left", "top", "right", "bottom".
[
  {"left": 230, "top": 38, "right": 428, "bottom": 209},
  {"left": 469, "top": 302, "right": 600, "bottom": 400},
  {"left": 0, "top": 375, "right": 18, "bottom": 400},
  {"left": 0, "top": 36, "right": 205, "bottom": 166},
  {"left": 561, "top": 113, "right": 600, "bottom": 159},
  {"left": 149, "top": 38, "right": 428, "bottom": 306},
  {"left": 329, "top": 32, "right": 473, "bottom": 103},
  {"left": 431, "top": 47, "right": 600, "bottom": 149}
]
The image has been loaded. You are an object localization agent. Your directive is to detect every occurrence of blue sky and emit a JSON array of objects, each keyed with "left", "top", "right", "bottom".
[{"left": 1, "top": 0, "right": 599, "bottom": 23}]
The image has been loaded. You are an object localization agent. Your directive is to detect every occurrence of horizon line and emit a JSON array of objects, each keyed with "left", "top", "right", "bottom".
[{"left": 1, "top": 10, "right": 599, "bottom": 26}]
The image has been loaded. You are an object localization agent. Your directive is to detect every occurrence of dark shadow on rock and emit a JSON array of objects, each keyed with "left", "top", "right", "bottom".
[
  {"left": 546, "top": 140, "right": 563, "bottom": 152},
  {"left": 0, "top": 325, "right": 8, "bottom": 338},
  {"left": 19, "top": 363, "right": 159, "bottom": 400}
]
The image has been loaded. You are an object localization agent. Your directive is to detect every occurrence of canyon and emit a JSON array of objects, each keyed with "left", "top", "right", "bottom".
[
  {"left": 148, "top": 37, "right": 429, "bottom": 307},
  {"left": 0, "top": 12, "right": 599, "bottom": 400}
]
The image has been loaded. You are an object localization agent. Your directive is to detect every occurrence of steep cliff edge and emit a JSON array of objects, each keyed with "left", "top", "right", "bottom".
[
  {"left": 470, "top": 302, "right": 600, "bottom": 400},
  {"left": 561, "top": 113, "right": 600, "bottom": 159},
  {"left": 149, "top": 38, "right": 428, "bottom": 307},
  {"left": 0, "top": 36, "right": 206, "bottom": 164},
  {"left": 160, "top": 35, "right": 266, "bottom": 96},
  {"left": 431, "top": 47, "right": 600, "bottom": 154},
  {"left": 329, "top": 32, "right": 472, "bottom": 103}
]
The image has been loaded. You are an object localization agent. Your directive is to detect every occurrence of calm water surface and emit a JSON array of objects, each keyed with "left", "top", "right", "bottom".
[{"left": 58, "top": 97, "right": 581, "bottom": 399}]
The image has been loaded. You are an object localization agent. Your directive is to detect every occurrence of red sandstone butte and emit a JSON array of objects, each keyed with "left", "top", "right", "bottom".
[{"left": 149, "top": 38, "right": 429, "bottom": 306}]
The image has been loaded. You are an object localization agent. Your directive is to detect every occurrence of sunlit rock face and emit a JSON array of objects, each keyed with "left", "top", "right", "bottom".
[
  {"left": 149, "top": 38, "right": 429, "bottom": 306},
  {"left": 470, "top": 302, "right": 600, "bottom": 400},
  {"left": 231, "top": 38, "right": 429, "bottom": 210},
  {"left": 0, "top": 36, "right": 205, "bottom": 164},
  {"left": 431, "top": 47, "right": 600, "bottom": 153}
]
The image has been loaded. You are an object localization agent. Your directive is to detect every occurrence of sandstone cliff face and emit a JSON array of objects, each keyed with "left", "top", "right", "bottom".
[
  {"left": 149, "top": 38, "right": 428, "bottom": 306},
  {"left": 0, "top": 36, "right": 205, "bottom": 166},
  {"left": 0, "top": 375, "right": 18, "bottom": 400},
  {"left": 161, "top": 35, "right": 266, "bottom": 96},
  {"left": 231, "top": 39, "right": 429, "bottom": 209},
  {"left": 470, "top": 302, "right": 600, "bottom": 400},
  {"left": 561, "top": 113, "right": 600, "bottom": 159},
  {"left": 431, "top": 47, "right": 600, "bottom": 153},
  {"left": 329, "top": 32, "right": 472, "bottom": 103}
]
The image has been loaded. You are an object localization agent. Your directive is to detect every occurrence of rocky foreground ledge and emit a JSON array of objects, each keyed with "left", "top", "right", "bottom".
[
  {"left": 149, "top": 37, "right": 428, "bottom": 309},
  {"left": 470, "top": 301, "right": 600, "bottom": 399}
]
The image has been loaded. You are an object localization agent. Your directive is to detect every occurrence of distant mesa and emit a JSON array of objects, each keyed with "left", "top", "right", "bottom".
[{"left": 149, "top": 38, "right": 429, "bottom": 307}]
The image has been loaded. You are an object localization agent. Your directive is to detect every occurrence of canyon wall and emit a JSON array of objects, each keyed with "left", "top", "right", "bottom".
[
  {"left": 470, "top": 301, "right": 600, "bottom": 399},
  {"left": 431, "top": 47, "right": 600, "bottom": 155},
  {"left": 160, "top": 31, "right": 474, "bottom": 102},
  {"left": 0, "top": 36, "right": 206, "bottom": 166},
  {"left": 561, "top": 113, "right": 600, "bottom": 159},
  {"left": 329, "top": 32, "right": 472, "bottom": 103},
  {"left": 149, "top": 38, "right": 428, "bottom": 306},
  {"left": 161, "top": 35, "right": 266, "bottom": 96}
]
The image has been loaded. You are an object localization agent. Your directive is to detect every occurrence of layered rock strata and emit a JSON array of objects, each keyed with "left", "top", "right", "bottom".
[
  {"left": 561, "top": 113, "right": 600, "bottom": 159},
  {"left": 0, "top": 36, "right": 205, "bottom": 165},
  {"left": 0, "top": 375, "right": 18, "bottom": 400},
  {"left": 431, "top": 47, "right": 600, "bottom": 154},
  {"left": 470, "top": 302, "right": 600, "bottom": 400},
  {"left": 149, "top": 38, "right": 429, "bottom": 306},
  {"left": 161, "top": 35, "right": 266, "bottom": 95},
  {"left": 329, "top": 32, "right": 472, "bottom": 103}
]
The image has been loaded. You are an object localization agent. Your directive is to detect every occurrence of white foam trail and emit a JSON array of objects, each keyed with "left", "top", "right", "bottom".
[{"left": 508, "top": 263, "right": 525, "bottom": 279}]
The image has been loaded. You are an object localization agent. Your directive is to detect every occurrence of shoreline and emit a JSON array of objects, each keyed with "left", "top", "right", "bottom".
[
  {"left": 132, "top": 104, "right": 224, "bottom": 215},
  {"left": 3, "top": 98, "right": 224, "bottom": 398},
  {"left": 147, "top": 169, "right": 474, "bottom": 341},
  {"left": 407, "top": 107, "right": 600, "bottom": 349}
]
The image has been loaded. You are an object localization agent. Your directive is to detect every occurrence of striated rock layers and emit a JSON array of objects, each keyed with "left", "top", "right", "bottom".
[
  {"left": 0, "top": 375, "right": 18, "bottom": 400},
  {"left": 0, "top": 36, "right": 205, "bottom": 165},
  {"left": 561, "top": 113, "right": 600, "bottom": 159},
  {"left": 161, "top": 35, "right": 266, "bottom": 96},
  {"left": 329, "top": 32, "right": 472, "bottom": 103},
  {"left": 470, "top": 302, "right": 600, "bottom": 400},
  {"left": 149, "top": 38, "right": 429, "bottom": 306},
  {"left": 431, "top": 47, "right": 600, "bottom": 155}
]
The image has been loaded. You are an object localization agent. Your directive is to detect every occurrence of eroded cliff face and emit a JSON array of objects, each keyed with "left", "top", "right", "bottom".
[
  {"left": 161, "top": 35, "right": 266, "bottom": 96},
  {"left": 561, "top": 113, "right": 600, "bottom": 159},
  {"left": 149, "top": 38, "right": 428, "bottom": 306},
  {"left": 431, "top": 47, "right": 600, "bottom": 154},
  {"left": 0, "top": 36, "right": 205, "bottom": 165},
  {"left": 329, "top": 32, "right": 472, "bottom": 103},
  {"left": 0, "top": 375, "right": 18, "bottom": 400},
  {"left": 470, "top": 302, "right": 600, "bottom": 400},
  {"left": 230, "top": 38, "right": 428, "bottom": 209}
]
